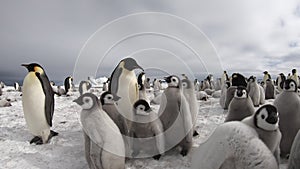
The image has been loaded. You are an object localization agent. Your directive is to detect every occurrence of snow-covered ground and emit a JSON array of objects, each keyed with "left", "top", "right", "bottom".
[{"left": 0, "top": 86, "right": 288, "bottom": 169}]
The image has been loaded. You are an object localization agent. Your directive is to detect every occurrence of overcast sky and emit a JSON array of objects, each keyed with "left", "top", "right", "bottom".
[{"left": 1, "top": 0, "right": 300, "bottom": 84}]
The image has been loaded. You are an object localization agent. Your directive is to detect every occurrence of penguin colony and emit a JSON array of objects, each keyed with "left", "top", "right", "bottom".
[{"left": 9, "top": 59, "right": 298, "bottom": 168}]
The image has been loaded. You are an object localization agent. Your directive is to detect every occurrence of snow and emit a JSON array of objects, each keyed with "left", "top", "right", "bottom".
[{"left": 0, "top": 86, "right": 288, "bottom": 169}]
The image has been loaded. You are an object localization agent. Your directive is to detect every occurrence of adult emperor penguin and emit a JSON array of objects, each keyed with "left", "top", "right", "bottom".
[
  {"left": 14, "top": 82, "right": 21, "bottom": 91},
  {"left": 181, "top": 78, "right": 199, "bottom": 136},
  {"left": 242, "top": 104, "right": 281, "bottom": 163},
  {"left": 274, "top": 79, "right": 300, "bottom": 157},
  {"left": 191, "top": 121, "right": 279, "bottom": 169},
  {"left": 21, "top": 63, "right": 58, "bottom": 144},
  {"left": 225, "top": 86, "right": 255, "bottom": 122},
  {"left": 224, "top": 73, "right": 247, "bottom": 109},
  {"left": 64, "top": 76, "right": 73, "bottom": 94},
  {"left": 130, "top": 99, "right": 165, "bottom": 160},
  {"left": 287, "top": 130, "right": 300, "bottom": 169},
  {"left": 263, "top": 71, "right": 272, "bottom": 84},
  {"left": 247, "top": 76, "right": 261, "bottom": 107},
  {"left": 74, "top": 93, "right": 125, "bottom": 169},
  {"left": 265, "top": 79, "right": 275, "bottom": 99},
  {"left": 79, "top": 80, "right": 92, "bottom": 96},
  {"left": 109, "top": 57, "right": 143, "bottom": 130},
  {"left": 220, "top": 81, "right": 230, "bottom": 109},
  {"left": 158, "top": 75, "right": 193, "bottom": 156}
]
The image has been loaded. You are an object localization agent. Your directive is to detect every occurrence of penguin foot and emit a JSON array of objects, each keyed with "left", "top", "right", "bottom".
[
  {"left": 193, "top": 130, "right": 199, "bottom": 137},
  {"left": 152, "top": 154, "right": 161, "bottom": 160},
  {"left": 30, "top": 136, "right": 43, "bottom": 145},
  {"left": 48, "top": 130, "right": 59, "bottom": 141},
  {"left": 180, "top": 149, "right": 188, "bottom": 157}
]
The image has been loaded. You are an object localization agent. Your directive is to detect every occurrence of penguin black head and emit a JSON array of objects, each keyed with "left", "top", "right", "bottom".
[
  {"left": 263, "top": 71, "right": 268, "bottom": 74},
  {"left": 137, "top": 72, "right": 146, "bottom": 85},
  {"left": 284, "top": 79, "right": 297, "bottom": 92},
  {"left": 234, "top": 86, "right": 247, "bottom": 98},
  {"left": 164, "top": 75, "right": 180, "bottom": 88},
  {"left": 231, "top": 73, "right": 247, "bottom": 87},
  {"left": 181, "top": 79, "right": 192, "bottom": 89},
  {"left": 100, "top": 91, "right": 121, "bottom": 105},
  {"left": 248, "top": 76, "right": 255, "bottom": 83},
  {"left": 292, "top": 69, "right": 297, "bottom": 74},
  {"left": 73, "top": 93, "right": 99, "bottom": 110},
  {"left": 21, "top": 63, "right": 45, "bottom": 74},
  {"left": 225, "top": 81, "right": 231, "bottom": 88},
  {"left": 133, "top": 99, "right": 151, "bottom": 115},
  {"left": 254, "top": 104, "right": 279, "bottom": 131},
  {"left": 121, "top": 58, "right": 144, "bottom": 71}
]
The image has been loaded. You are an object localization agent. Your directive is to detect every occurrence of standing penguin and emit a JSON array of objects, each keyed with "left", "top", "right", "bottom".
[
  {"left": 290, "top": 69, "right": 299, "bottom": 88},
  {"left": 275, "top": 73, "right": 286, "bottom": 92},
  {"left": 64, "top": 76, "right": 73, "bottom": 94},
  {"left": 74, "top": 93, "right": 125, "bottom": 169},
  {"left": 130, "top": 99, "right": 165, "bottom": 160},
  {"left": 109, "top": 57, "right": 143, "bottom": 130},
  {"left": 287, "top": 130, "right": 300, "bottom": 169},
  {"left": 247, "top": 76, "right": 261, "bottom": 107},
  {"left": 181, "top": 79, "right": 199, "bottom": 136},
  {"left": 225, "top": 86, "right": 255, "bottom": 122},
  {"left": 265, "top": 79, "right": 275, "bottom": 99},
  {"left": 263, "top": 71, "right": 272, "bottom": 84},
  {"left": 191, "top": 121, "right": 279, "bottom": 169},
  {"left": 274, "top": 79, "right": 300, "bottom": 157},
  {"left": 221, "top": 71, "right": 229, "bottom": 87},
  {"left": 137, "top": 72, "right": 148, "bottom": 103},
  {"left": 220, "top": 81, "right": 230, "bottom": 109},
  {"left": 100, "top": 91, "right": 128, "bottom": 136},
  {"left": 242, "top": 104, "right": 281, "bottom": 163},
  {"left": 21, "top": 63, "right": 58, "bottom": 144},
  {"left": 79, "top": 80, "right": 92, "bottom": 96},
  {"left": 14, "top": 82, "right": 21, "bottom": 91},
  {"left": 158, "top": 75, "right": 193, "bottom": 156}
]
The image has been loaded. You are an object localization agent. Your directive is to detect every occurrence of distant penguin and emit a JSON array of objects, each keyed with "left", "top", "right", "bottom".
[
  {"left": 290, "top": 69, "right": 299, "bottom": 88},
  {"left": 191, "top": 121, "right": 278, "bottom": 169},
  {"left": 109, "top": 57, "right": 143, "bottom": 130},
  {"left": 220, "top": 81, "right": 230, "bottom": 108},
  {"left": 74, "top": 93, "right": 125, "bottom": 169},
  {"left": 0, "top": 81, "right": 5, "bottom": 88},
  {"left": 259, "top": 85, "right": 266, "bottom": 104},
  {"left": 221, "top": 71, "right": 229, "bottom": 87},
  {"left": 247, "top": 76, "right": 261, "bottom": 107},
  {"left": 64, "top": 76, "right": 73, "bottom": 94},
  {"left": 0, "top": 99, "right": 11, "bottom": 107},
  {"left": 158, "top": 75, "right": 193, "bottom": 156},
  {"left": 265, "top": 79, "right": 275, "bottom": 99},
  {"left": 137, "top": 72, "right": 148, "bottom": 102},
  {"left": 214, "top": 78, "right": 222, "bottom": 91},
  {"left": 153, "top": 78, "right": 162, "bottom": 97},
  {"left": 57, "top": 86, "right": 66, "bottom": 96},
  {"left": 182, "top": 79, "right": 199, "bottom": 136},
  {"left": 263, "top": 71, "right": 272, "bottom": 84},
  {"left": 100, "top": 91, "right": 127, "bottom": 136},
  {"left": 0, "top": 86, "right": 2, "bottom": 96},
  {"left": 130, "top": 99, "right": 165, "bottom": 160},
  {"left": 102, "top": 82, "right": 108, "bottom": 92},
  {"left": 287, "top": 130, "right": 300, "bottom": 169},
  {"left": 231, "top": 73, "right": 247, "bottom": 87},
  {"left": 196, "top": 91, "right": 209, "bottom": 101},
  {"left": 274, "top": 79, "right": 300, "bottom": 157},
  {"left": 144, "top": 78, "right": 151, "bottom": 89},
  {"left": 79, "top": 80, "right": 92, "bottom": 96},
  {"left": 225, "top": 86, "right": 255, "bottom": 122},
  {"left": 242, "top": 104, "right": 281, "bottom": 163},
  {"left": 276, "top": 73, "right": 286, "bottom": 92},
  {"left": 21, "top": 63, "right": 58, "bottom": 144},
  {"left": 14, "top": 82, "right": 21, "bottom": 91}
]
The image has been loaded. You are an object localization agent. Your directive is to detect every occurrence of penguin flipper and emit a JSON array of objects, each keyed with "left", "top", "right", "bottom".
[
  {"left": 35, "top": 72, "right": 54, "bottom": 127},
  {"left": 179, "top": 95, "right": 193, "bottom": 142},
  {"left": 109, "top": 67, "right": 122, "bottom": 94}
]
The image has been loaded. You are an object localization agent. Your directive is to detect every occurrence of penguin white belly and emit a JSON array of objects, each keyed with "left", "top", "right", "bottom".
[
  {"left": 22, "top": 73, "right": 49, "bottom": 136},
  {"left": 116, "top": 70, "right": 138, "bottom": 121}
]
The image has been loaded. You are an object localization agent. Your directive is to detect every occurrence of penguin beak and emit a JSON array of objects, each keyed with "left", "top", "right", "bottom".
[
  {"left": 135, "top": 64, "right": 144, "bottom": 71},
  {"left": 164, "top": 76, "right": 172, "bottom": 83},
  {"left": 73, "top": 98, "right": 83, "bottom": 105},
  {"left": 21, "top": 64, "right": 29, "bottom": 69}
]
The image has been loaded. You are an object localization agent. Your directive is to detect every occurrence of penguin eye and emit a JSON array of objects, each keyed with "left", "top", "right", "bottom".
[
  {"left": 172, "top": 78, "right": 177, "bottom": 82},
  {"left": 291, "top": 83, "right": 294, "bottom": 87},
  {"left": 182, "top": 82, "right": 187, "bottom": 87},
  {"left": 84, "top": 98, "right": 90, "bottom": 103},
  {"left": 107, "top": 96, "right": 112, "bottom": 100},
  {"left": 261, "top": 115, "right": 265, "bottom": 119}
]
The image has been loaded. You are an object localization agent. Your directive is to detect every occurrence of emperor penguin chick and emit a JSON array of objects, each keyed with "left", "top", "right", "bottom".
[
  {"left": 74, "top": 93, "right": 125, "bottom": 169},
  {"left": 158, "top": 75, "right": 193, "bottom": 156},
  {"left": 274, "top": 79, "right": 300, "bottom": 157},
  {"left": 287, "top": 130, "right": 300, "bottom": 169},
  {"left": 225, "top": 86, "right": 255, "bottom": 122},
  {"left": 242, "top": 104, "right": 281, "bottom": 163},
  {"left": 191, "top": 121, "right": 278, "bottom": 169},
  {"left": 130, "top": 99, "right": 165, "bottom": 160}
]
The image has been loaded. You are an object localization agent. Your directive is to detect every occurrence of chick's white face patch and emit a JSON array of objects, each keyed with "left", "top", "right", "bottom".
[
  {"left": 81, "top": 96, "right": 94, "bottom": 110},
  {"left": 257, "top": 109, "right": 279, "bottom": 131}
]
